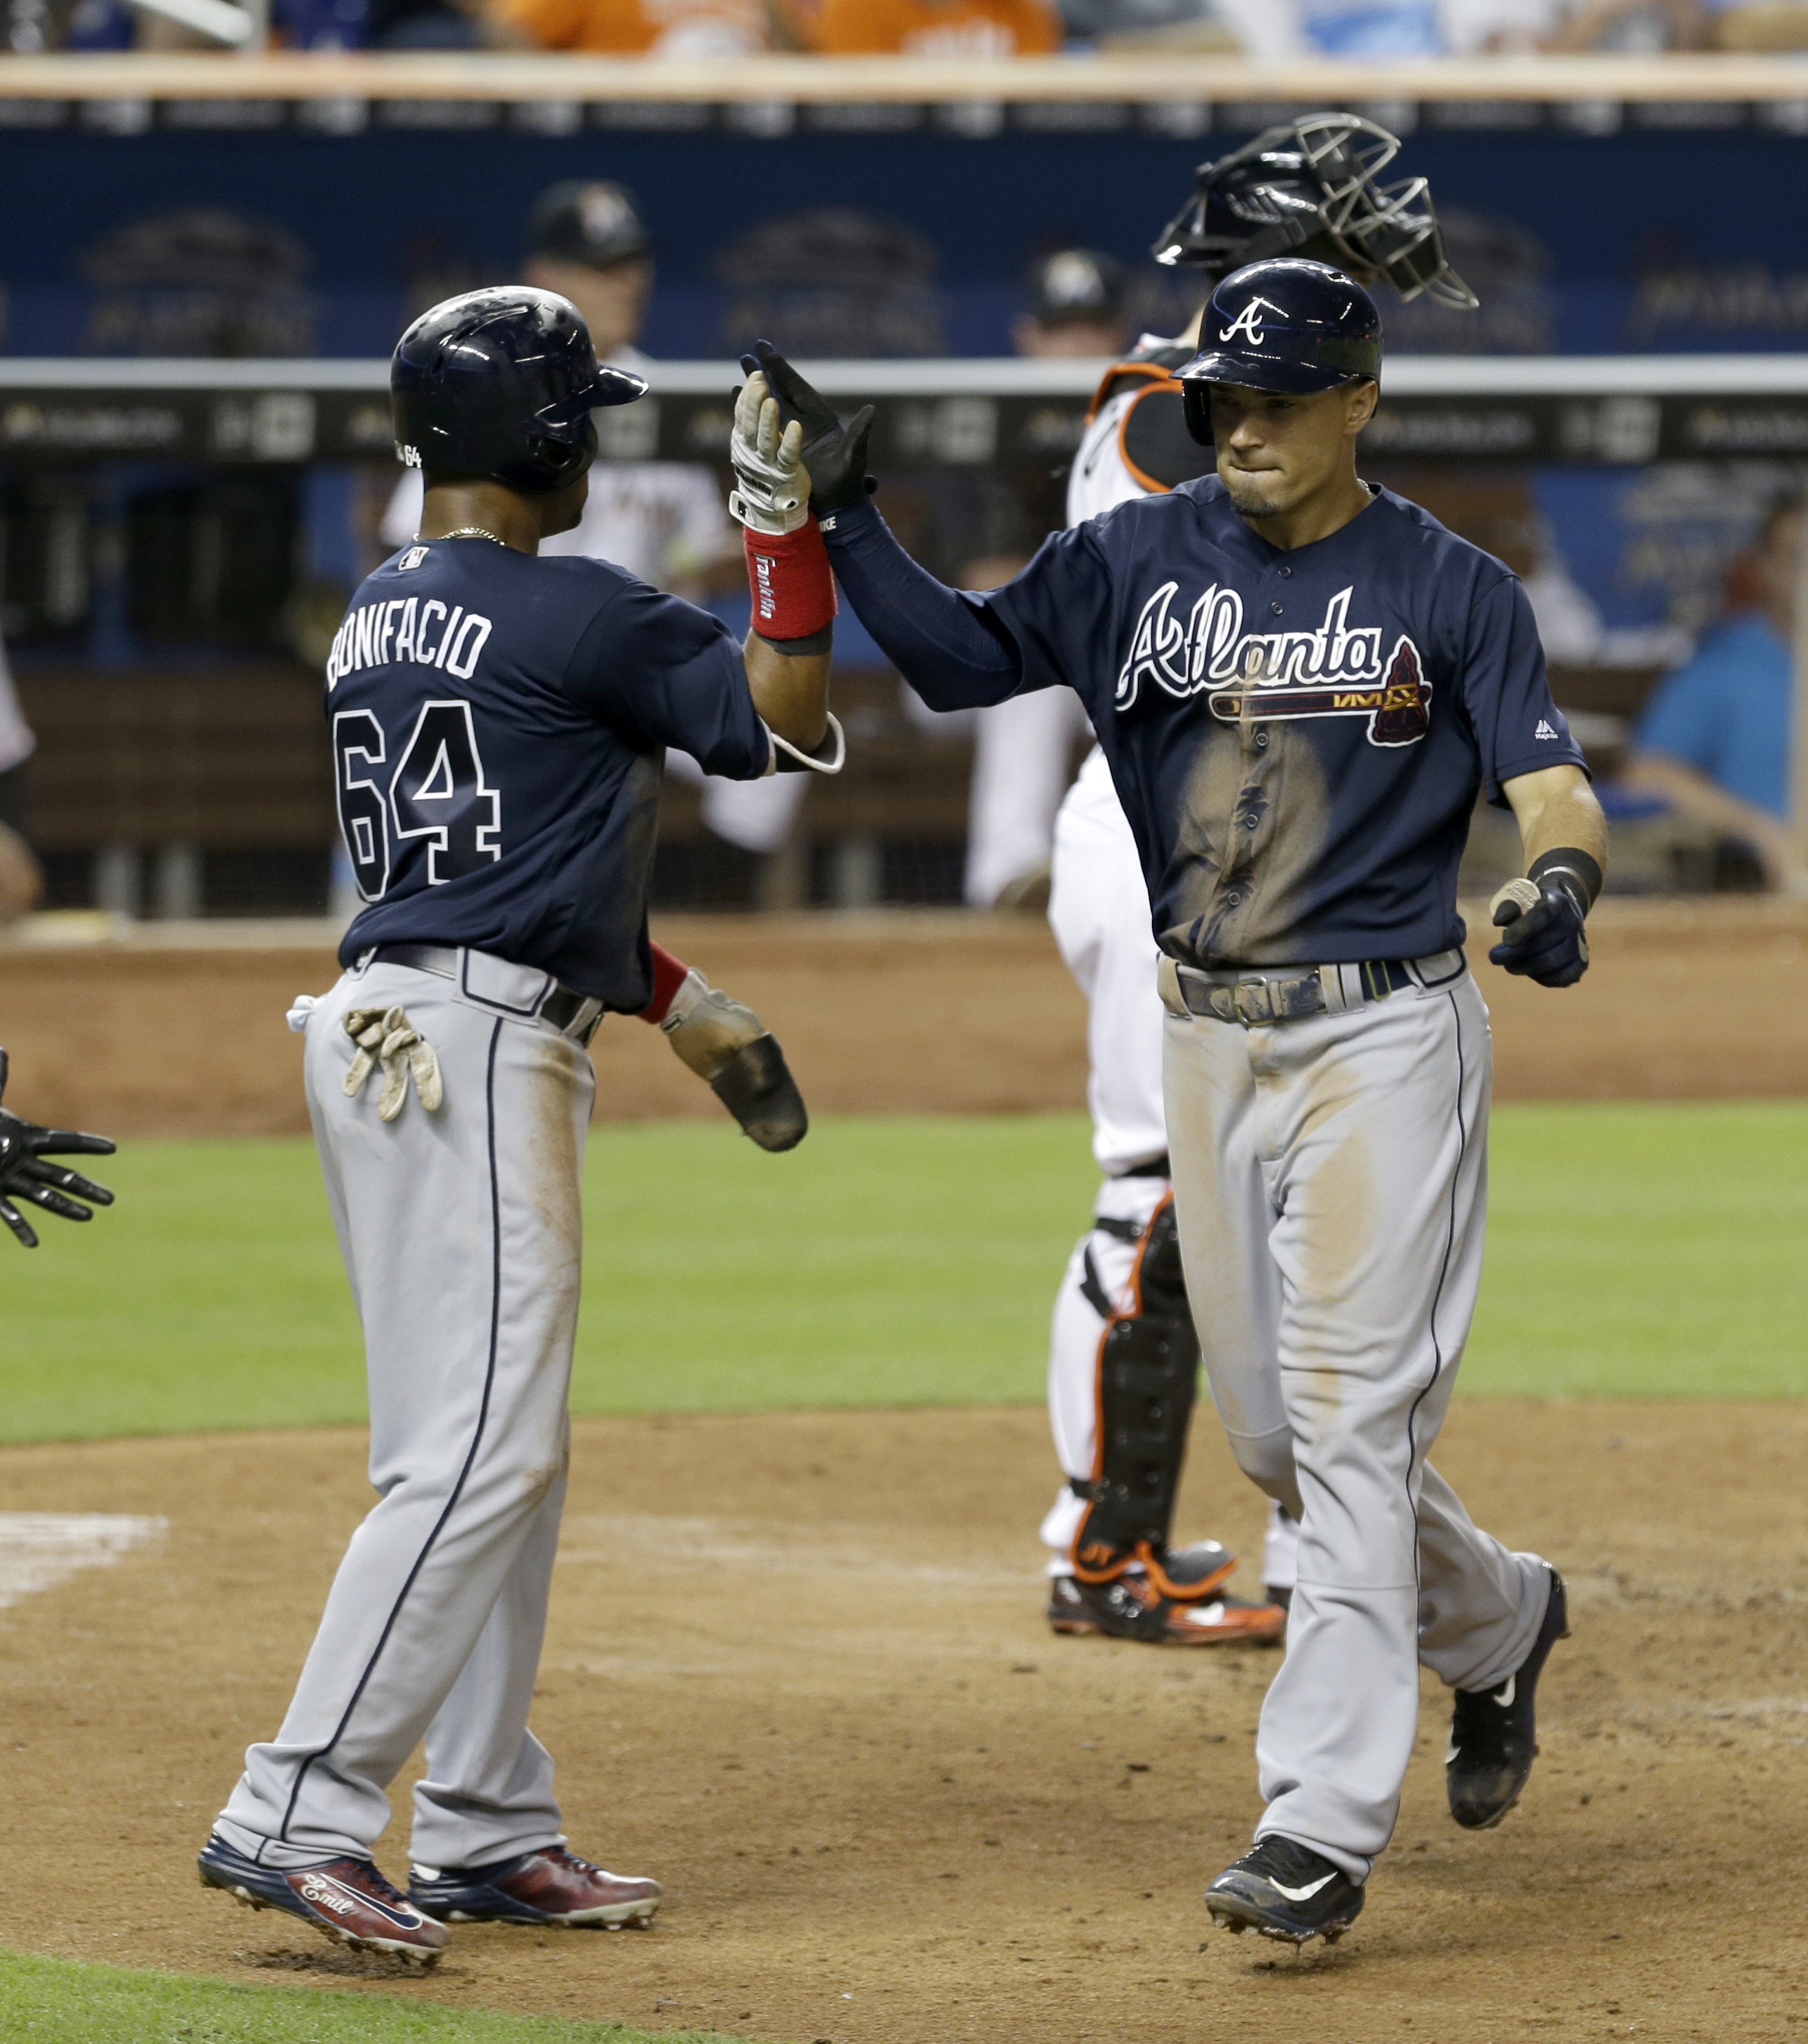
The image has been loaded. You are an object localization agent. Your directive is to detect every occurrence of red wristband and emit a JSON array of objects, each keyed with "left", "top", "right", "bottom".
[
  {"left": 639, "top": 941, "right": 691, "bottom": 1026},
  {"left": 744, "top": 521, "right": 837, "bottom": 641}
]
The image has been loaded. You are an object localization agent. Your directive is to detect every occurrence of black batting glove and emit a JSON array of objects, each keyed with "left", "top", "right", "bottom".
[
  {"left": 741, "top": 340, "right": 876, "bottom": 517},
  {"left": 0, "top": 1048, "right": 117, "bottom": 1249},
  {"left": 1488, "top": 875, "right": 1590, "bottom": 989}
]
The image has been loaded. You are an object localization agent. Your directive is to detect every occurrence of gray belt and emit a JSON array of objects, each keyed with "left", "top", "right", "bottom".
[
  {"left": 362, "top": 942, "right": 605, "bottom": 1045},
  {"left": 1160, "top": 948, "right": 1466, "bottom": 1028}
]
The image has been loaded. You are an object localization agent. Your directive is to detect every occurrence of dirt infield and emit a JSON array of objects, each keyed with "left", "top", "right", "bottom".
[
  {"left": 3, "top": 897, "right": 1807, "bottom": 1137},
  {"left": 4, "top": 1401, "right": 1807, "bottom": 2043}
]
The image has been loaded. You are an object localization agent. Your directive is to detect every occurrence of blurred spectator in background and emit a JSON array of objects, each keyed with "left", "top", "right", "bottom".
[
  {"left": 1010, "top": 248, "right": 1129, "bottom": 359},
  {"left": 0, "top": 646, "right": 43, "bottom": 929},
  {"left": 961, "top": 250, "right": 1124, "bottom": 909},
  {"left": 1620, "top": 496, "right": 1804, "bottom": 890},
  {"left": 804, "top": 0, "right": 1058, "bottom": 54},
  {"left": 489, "top": 0, "right": 767, "bottom": 54},
  {"left": 379, "top": 182, "right": 796, "bottom": 896}
]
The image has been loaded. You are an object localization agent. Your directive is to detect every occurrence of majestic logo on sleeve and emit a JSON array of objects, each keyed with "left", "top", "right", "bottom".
[{"left": 1114, "top": 582, "right": 1431, "bottom": 748}]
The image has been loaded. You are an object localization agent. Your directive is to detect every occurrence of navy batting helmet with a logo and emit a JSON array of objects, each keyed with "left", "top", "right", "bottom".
[
  {"left": 1177, "top": 257, "right": 1381, "bottom": 440},
  {"left": 391, "top": 287, "right": 648, "bottom": 496}
]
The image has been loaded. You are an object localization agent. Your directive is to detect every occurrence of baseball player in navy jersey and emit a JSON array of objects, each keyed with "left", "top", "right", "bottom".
[
  {"left": 746, "top": 250, "right": 1606, "bottom": 1944},
  {"left": 198, "top": 289, "right": 842, "bottom": 1961},
  {"left": 1041, "top": 116, "right": 1475, "bottom": 1647}
]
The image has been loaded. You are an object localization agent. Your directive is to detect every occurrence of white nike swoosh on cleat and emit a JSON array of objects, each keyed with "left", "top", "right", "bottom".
[
  {"left": 1492, "top": 1675, "right": 1516, "bottom": 1707},
  {"left": 1268, "top": 1874, "right": 1336, "bottom": 1902}
]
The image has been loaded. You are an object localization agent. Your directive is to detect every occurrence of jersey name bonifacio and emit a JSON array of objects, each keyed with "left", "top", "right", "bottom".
[
  {"left": 325, "top": 537, "right": 770, "bottom": 1008},
  {"left": 952, "top": 477, "right": 1584, "bottom": 968}
]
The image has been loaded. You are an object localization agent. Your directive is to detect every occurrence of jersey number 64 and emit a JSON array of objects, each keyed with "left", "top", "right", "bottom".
[{"left": 333, "top": 700, "right": 503, "bottom": 902}]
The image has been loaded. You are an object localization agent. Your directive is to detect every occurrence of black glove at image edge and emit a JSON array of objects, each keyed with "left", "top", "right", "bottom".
[{"left": 0, "top": 1045, "right": 118, "bottom": 1247}]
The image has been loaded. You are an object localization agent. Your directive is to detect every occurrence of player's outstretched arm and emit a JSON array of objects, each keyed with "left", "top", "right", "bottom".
[
  {"left": 0, "top": 1048, "right": 117, "bottom": 1249},
  {"left": 725, "top": 366, "right": 836, "bottom": 765},
  {"left": 636, "top": 943, "right": 808, "bottom": 1152},
  {"left": 1491, "top": 764, "right": 1609, "bottom": 989},
  {"left": 746, "top": 342, "right": 1030, "bottom": 714}
]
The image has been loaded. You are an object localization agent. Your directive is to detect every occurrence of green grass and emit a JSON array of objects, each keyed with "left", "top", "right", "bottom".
[
  {"left": 0, "top": 1115, "right": 1096, "bottom": 1445},
  {"left": 0, "top": 1951, "right": 739, "bottom": 2043},
  {"left": 1463, "top": 1101, "right": 1808, "bottom": 1398},
  {"left": 1, "top": 1103, "right": 1805, "bottom": 1447}
]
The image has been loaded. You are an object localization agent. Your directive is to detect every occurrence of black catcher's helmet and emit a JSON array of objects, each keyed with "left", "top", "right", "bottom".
[
  {"left": 1152, "top": 112, "right": 1476, "bottom": 311},
  {"left": 391, "top": 287, "right": 648, "bottom": 496},
  {"left": 1177, "top": 259, "right": 1381, "bottom": 441}
]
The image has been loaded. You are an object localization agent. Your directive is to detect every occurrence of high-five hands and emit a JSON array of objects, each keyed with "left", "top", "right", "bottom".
[
  {"left": 0, "top": 1048, "right": 116, "bottom": 1249},
  {"left": 739, "top": 341, "right": 876, "bottom": 519},
  {"left": 728, "top": 371, "right": 811, "bottom": 536}
]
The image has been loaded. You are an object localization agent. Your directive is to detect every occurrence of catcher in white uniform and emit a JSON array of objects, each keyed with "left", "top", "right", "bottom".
[{"left": 1039, "top": 115, "right": 1479, "bottom": 1646}]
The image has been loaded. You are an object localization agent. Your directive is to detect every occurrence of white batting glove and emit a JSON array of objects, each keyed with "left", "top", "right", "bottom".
[
  {"left": 728, "top": 372, "right": 811, "bottom": 536},
  {"left": 659, "top": 968, "right": 763, "bottom": 1082},
  {"left": 343, "top": 1005, "right": 444, "bottom": 1123}
]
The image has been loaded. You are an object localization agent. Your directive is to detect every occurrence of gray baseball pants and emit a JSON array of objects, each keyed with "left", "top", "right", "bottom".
[
  {"left": 1161, "top": 960, "right": 1549, "bottom": 1882},
  {"left": 216, "top": 954, "right": 594, "bottom": 1872}
]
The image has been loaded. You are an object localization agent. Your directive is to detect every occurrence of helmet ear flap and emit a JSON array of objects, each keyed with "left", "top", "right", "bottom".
[
  {"left": 524, "top": 436, "right": 582, "bottom": 489},
  {"left": 514, "top": 412, "right": 596, "bottom": 493},
  {"left": 1182, "top": 380, "right": 1214, "bottom": 449}
]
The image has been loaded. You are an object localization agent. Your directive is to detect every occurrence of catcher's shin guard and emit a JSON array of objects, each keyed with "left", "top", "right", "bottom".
[{"left": 1069, "top": 1194, "right": 1211, "bottom": 1601}]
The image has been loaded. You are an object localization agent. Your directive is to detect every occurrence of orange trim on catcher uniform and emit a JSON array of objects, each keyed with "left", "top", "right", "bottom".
[
  {"left": 1116, "top": 383, "right": 1186, "bottom": 498},
  {"left": 1084, "top": 356, "right": 1175, "bottom": 425}
]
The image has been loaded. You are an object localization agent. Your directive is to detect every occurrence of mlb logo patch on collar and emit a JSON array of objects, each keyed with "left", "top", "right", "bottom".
[{"left": 399, "top": 547, "right": 429, "bottom": 571}]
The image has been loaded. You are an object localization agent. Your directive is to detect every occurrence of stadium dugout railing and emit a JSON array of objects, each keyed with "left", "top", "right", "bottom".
[{"left": 4, "top": 353, "right": 1808, "bottom": 469}]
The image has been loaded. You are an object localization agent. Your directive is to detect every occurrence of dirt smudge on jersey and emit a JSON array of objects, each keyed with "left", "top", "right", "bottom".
[{"left": 1163, "top": 706, "right": 1334, "bottom": 969}]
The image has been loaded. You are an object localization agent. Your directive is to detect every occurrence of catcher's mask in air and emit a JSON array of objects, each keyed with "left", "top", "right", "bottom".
[{"left": 1151, "top": 111, "right": 1477, "bottom": 311}]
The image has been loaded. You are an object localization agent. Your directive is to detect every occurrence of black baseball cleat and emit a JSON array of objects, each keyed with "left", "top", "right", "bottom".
[
  {"left": 1204, "top": 1837, "right": 1365, "bottom": 1946},
  {"left": 1446, "top": 1564, "right": 1570, "bottom": 1830},
  {"left": 409, "top": 1846, "right": 662, "bottom": 1928},
  {"left": 1047, "top": 1572, "right": 1286, "bottom": 1645}
]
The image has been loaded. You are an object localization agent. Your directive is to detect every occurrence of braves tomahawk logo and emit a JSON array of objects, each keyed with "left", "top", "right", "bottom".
[
  {"left": 1114, "top": 581, "right": 1432, "bottom": 749},
  {"left": 1218, "top": 297, "right": 1277, "bottom": 347}
]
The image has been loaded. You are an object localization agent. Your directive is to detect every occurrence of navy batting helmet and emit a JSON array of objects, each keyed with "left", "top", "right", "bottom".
[
  {"left": 1180, "top": 254, "right": 1379, "bottom": 388},
  {"left": 391, "top": 287, "right": 648, "bottom": 496}
]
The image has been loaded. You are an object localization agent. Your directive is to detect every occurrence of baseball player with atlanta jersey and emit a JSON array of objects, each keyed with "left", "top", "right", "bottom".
[
  {"left": 745, "top": 249, "right": 1606, "bottom": 1945},
  {"left": 198, "top": 290, "right": 840, "bottom": 1961},
  {"left": 1039, "top": 116, "right": 1475, "bottom": 1647}
]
